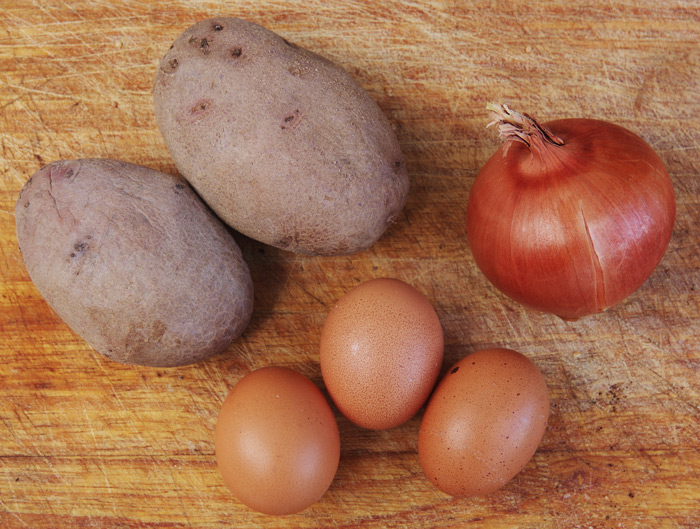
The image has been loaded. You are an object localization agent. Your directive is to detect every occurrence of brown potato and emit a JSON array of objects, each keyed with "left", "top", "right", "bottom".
[
  {"left": 15, "top": 159, "right": 254, "bottom": 367},
  {"left": 153, "top": 17, "right": 409, "bottom": 255}
]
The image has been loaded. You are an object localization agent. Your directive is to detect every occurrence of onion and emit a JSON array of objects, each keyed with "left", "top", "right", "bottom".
[{"left": 466, "top": 104, "right": 676, "bottom": 320}]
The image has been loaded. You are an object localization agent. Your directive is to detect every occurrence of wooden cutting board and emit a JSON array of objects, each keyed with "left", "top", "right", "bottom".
[{"left": 1, "top": 1, "right": 699, "bottom": 527}]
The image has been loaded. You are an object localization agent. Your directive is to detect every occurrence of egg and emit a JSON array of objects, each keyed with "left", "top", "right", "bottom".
[
  {"left": 320, "top": 278, "right": 444, "bottom": 430},
  {"left": 418, "top": 348, "right": 549, "bottom": 497},
  {"left": 215, "top": 366, "right": 340, "bottom": 515}
]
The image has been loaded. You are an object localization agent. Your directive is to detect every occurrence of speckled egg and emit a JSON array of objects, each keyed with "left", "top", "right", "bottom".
[
  {"left": 215, "top": 366, "right": 340, "bottom": 515},
  {"left": 320, "top": 278, "right": 444, "bottom": 430},
  {"left": 418, "top": 348, "right": 550, "bottom": 497}
]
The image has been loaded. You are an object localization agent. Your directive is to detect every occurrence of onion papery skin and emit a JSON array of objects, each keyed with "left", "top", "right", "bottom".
[{"left": 466, "top": 118, "right": 676, "bottom": 320}]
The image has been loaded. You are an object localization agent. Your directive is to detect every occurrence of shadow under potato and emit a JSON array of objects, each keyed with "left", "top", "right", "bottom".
[
  {"left": 234, "top": 229, "right": 290, "bottom": 335},
  {"left": 189, "top": 224, "right": 292, "bottom": 377}
]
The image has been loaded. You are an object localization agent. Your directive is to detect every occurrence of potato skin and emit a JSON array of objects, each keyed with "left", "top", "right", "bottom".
[
  {"left": 15, "top": 159, "right": 254, "bottom": 367},
  {"left": 153, "top": 17, "right": 409, "bottom": 255}
]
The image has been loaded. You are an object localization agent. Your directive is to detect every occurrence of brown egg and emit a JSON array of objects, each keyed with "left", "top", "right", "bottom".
[
  {"left": 215, "top": 366, "right": 340, "bottom": 515},
  {"left": 418, "top": 348, "right": 549, "bottom": 497},
  {"left": 320, "top": 278, "right": 444, "bottom": 430}
]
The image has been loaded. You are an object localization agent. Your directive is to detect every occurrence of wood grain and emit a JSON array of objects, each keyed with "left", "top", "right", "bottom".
[{"left": 1, "top": 1, "right": 699, "bottom": 527}]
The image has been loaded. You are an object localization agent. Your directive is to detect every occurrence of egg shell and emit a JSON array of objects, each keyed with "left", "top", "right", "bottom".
[
  {"left": 215, "top": 366, "right": 340, "bottom": 515},
  {"left": 320, "top": 278, "right": 444, "bottom": 430},
  {"left": 418, "top": 348, "right": 549, "bottom": 497}
]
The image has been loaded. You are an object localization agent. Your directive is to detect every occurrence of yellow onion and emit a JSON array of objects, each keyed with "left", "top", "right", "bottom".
[{"left": 466, "top": 104, "right": 676, "bottom": 319}]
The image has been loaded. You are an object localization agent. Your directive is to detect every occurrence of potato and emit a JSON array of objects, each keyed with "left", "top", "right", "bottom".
[
  {"left": 153, "top": 17, "right": 409, "bottom": 256},
  {"left": 15, "top": 159, "right": 254, "bottom": 367}
]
